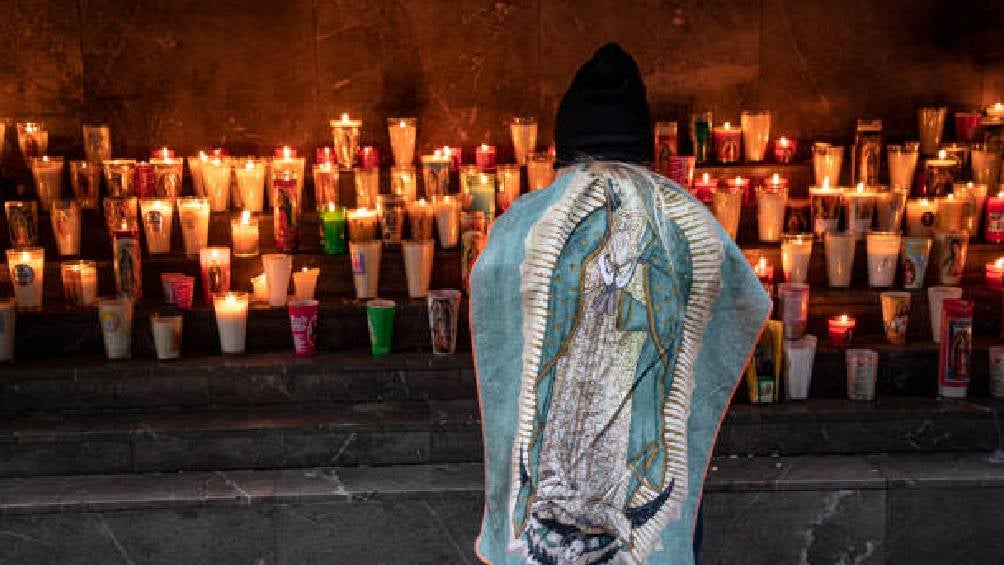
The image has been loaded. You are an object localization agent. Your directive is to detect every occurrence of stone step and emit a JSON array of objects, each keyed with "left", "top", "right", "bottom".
[
  {"left": 2, "top": 334, "right": 1002, "bottom": 414},
  {"left": 2, "top": 397, "right": 1002, "bottom": 478},
  {"left": 1, "top": 452, "right": 1002, "bottom": 564}
]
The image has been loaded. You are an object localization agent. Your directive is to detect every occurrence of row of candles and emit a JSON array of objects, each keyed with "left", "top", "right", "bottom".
[
  {"left": 661, "top": 103, "right": 1004, "bottom": 170},
  {"left": 758, "top": 289, "right": 984, "bottom": 403},
  {"left": 0, "top": 286, "right": 464, "bottom": 363}
]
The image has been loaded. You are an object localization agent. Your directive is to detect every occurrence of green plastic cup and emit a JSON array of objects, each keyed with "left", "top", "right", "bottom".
[{"left": 366, "top": 299, "right": 395, "bottom": 356}]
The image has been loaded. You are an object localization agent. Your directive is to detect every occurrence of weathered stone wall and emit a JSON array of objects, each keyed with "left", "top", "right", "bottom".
[{"left": 1, "top": 0, "right": 1002, "bottom": 162}]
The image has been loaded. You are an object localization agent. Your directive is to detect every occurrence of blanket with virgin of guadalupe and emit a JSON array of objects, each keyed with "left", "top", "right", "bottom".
[{"left": 470, "top": 162, "right": 771, "bottom": 565}]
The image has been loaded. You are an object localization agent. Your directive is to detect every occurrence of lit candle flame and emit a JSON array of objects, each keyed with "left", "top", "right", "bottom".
[
  {"left": 723, "top": 121, "right": 731, "bottom": 129},
  {"left": 302, "top": 266, "right": 308, "bottom": 273},
  {"left": 938, "top": 149, "right": 947, "bottom": 160},
  {"left": 241, "top": 210, "right": 251, "bottom": 224},
  {"left": 995, "top": 257, "right": 1004, "bottom": 270},
  {"left": 778, "top": 136, "right": 789, "bottom": 146},
  {"left": 822, "top": 177, "right": 830, "bottom": 189},
  {"left": 856, "top": 182, "right": 865, "bottom": 193},
  {"left": 20, "top": 251, "right": 29, "bottom": 263},
  {"left": 702, "top": 172, "right": 710, "bottom": 184},
  {"left": 282, "top": 146, "right": 292, "bottom": 160},
  {"left": 225, "top": 293, "right": 238, "bottom": 306},
  {"left": 198, "top": 151, "right": 208, "bottom": 162},
  {"left": 340, "top": 112, "right": 350, "bottom": 122},
  {"left": 839, "top": 314, "right": 849, "bottom": 323},
  {"left": 480, "top": 174, "right": 489, "bottom": 184},
  {"left": 398, "top": 120, "right": 407, "bottom": 128},
  {"left": 771, "top": 173, "right": 780, "bottom": 185},
  {"left": 327, "top": 202, "right": 336, "bottom": 213}
]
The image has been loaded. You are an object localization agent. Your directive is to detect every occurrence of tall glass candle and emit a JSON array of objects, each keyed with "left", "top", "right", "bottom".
[
  {"left": 270, "top": 147, "right": 306, "bottom": 209},
  {"left": 918, "top": 106, "right": 947, "bottom": 155},
  {"left": 133, "top": 161, "right": 155, "bottom": 197},
  {"left": 390, "top": 165, "right": 417, "bottom": 202},
  {"left": 936, "top": 193, "right": 965, "bottom": 231},
  {"left": 906, "top": 197, "right": 938, "bottom": 237},
  {"left": 330, "top": 113, "right": 362, "bottom": 170},
  {"left": 292, "top": 266, "right": 320, "bottom": 301},
  {"left": 235, "top": 158, "right": 266, "bottom": 213},
  {"left": 61, "top": 259, "right": 97, "bottom": 308},
  {"left": 349, "top": 240, "right": 382, "bottom": 299},
  {"left": 527, "top": 151, "right": 556, "bottom": 191},
  {"left": 809, "top": 179, "right": 844, "bottom": 238},
  {"left": 312, "top": 162, "right": 339, "bottom": 210},
  {"left": 875, "top": 187, "right": 908, "bottom": 231},
  {"left": 30, "top": 156, "right": 64, "bottom": 209},
  {"left": 880, "top": 291, "right": 912, "bottom": 345},
  {"left": 778, "top": 282, "right": 810, "bottom": 339},
  {"left": 82, "top": 123, "right": 111, "bottom": 163},
  {"left": 347, "top": 208, "right": 378, "bottom": 242},
  {"left": 712, "top": 121, "right": 741, "bottom": 164},
  {"left": 150, "top": 312, "right": 182, "bottom": 360},
  {"left": 923, "top": 150, "right": 957, "bottom": 197},
  {"left": 901, "top": 237, "right": 933, "bottom": 289},
  {"left": 955, "top": 182, "right": 988, "bottom": 239},
  {"left": 320, "top": 204, "right": 346, "bottom": 255},
  {"left": 357, "top": 145, "right": 379, "bottom": 169},
  {"left": 139, "top": 198, "right": 174, "bottom": 255},
  {"left": 177, "top": 197, "right": 210, "bottom": 256},
  {"left": 5, "top": 201, "right": 38, "bottom": 248},
  {"left": 387, "top": 117, "right": 417, "bottom": 167},
  {"left": 653, "top": 121, "right": 678, "bottom": 175},
  {"left": 773, "top": 135, "right": 796, "bottom": 164},
  {"left": 199, "top": 247, "right": 231, "bottom": 305},
  {"left": 971, "top": 145, "right": 1001, "bottom": 188},
  {"left": 824, "top": 231, "right": 855, "bottom": 288},
  {"left": 938, "top": 299, "right": 973, "bottom": 398},
  {"left": 231, "top": 211, "right": 259, "bottom": 257},
  {"left": 17, "top": 122, "right": 48, "bottom": 158},
  {"left": 70, "top": 160, "right": 100, "bottom": 208},
  {"left": 262, "top": 254, "right": 293, "bottom": 307},
  {"left": 866, "top": 231, "right": 900, "bottom": 288},
  {"left": 102, "top": 159, "right": 137, "bottom": 197},
  {"left": 844, "top": 183, "right": 877, "bottom": 240},
  {"left": 955, "top": 111, "right": 982, "bottom": 143},
  {"left": 402, "top": 239, "right": 434, "bottom": 298},
  {"left": 510, "top": 116, "right": 538, "bottom": 166},
  {"left": 406, "top": 199, "right": 434, "bottom": 240},
  {"left": 150, "top": 154, "right": 183, "bottom": 197},
  {"left": 887, "top": 143, "right": 919, "bottom": 191},
  {"left": 987, "top": 191, "right": 1004, "bottom": 243},
  {"left": 378, "top": 194, "right": 406, "bottom": 246},
  {"left": 813, "top": 143, "right": 844, "bottom": 185},
  {"left": 98, "top": 298, "right": 133, "bottom": 360},
  {"left": 476, "top": 143, "right": 497, "bottom": 173},
  {"left": 934, "top": 229, "right": 968, "bottom": 285},
  {"left": 781, "top": 234, "right": 813, "bottom": 283},
  {"left": 202, "top": 158, "right": 232, "bottom": 212},
  {"left": 353, "top": 167, "right": 379, "bottom": 209},
  {"left": 712, "top": 183, "right": 743, "bottom": 240},
  {"left": 7, "top": 248, "right": 44, "bottom": 311},
  {"left": 928, "top": 286, "right": 963, "bottom": 343},
  {"left": 214, "top": 292, "right": 249, "bottom": 355},
  {"left": 187, "top": 152, "right": 210, "bottom": 197},
  {"left": 50, "top": 200, "right": 81, "bottom": 256},
  {"left": 740, "top": 111, "right": 771, "bottom": 162},
  {"left": 272, "top": 172, "right": 299, "bottom": 253},
  {"left": 496, "top": 164, "right": 521, "bottom": 212},
  {"left": 251, "top": 273, "right": 268, "bottom": 303},
  {"left": 434, "top": 196, "right": 460, "bottom": 249},
  {"left": 755, "top": 183, "right": 787, "bottom": 240},
  {"left": 468, "top": 172, "right": 496, "bottom": 219},
  {"left": 112, "top": 221, "right": 142, "bottom": 299},
  {"left": 421, "top": 153, "right": 451, "bottom": 201}
]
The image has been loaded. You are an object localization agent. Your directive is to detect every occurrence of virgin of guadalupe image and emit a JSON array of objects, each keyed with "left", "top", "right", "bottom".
[
  {"left": 117, "top": 244, "right": 137, "bottom": 297},
  {"left": 471, "top": 44, "right": 770, "bottom": 565}
]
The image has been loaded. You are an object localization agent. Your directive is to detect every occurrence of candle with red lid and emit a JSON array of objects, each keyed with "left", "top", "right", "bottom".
[
  {"left": 151, "top": 148, "right": 175, "bottom": 160},
  {"left": 774, "top": 136, "right": 797, "bottom": 164},
  {"left": 986, "top": 257, "right": 1004, "bottom": 289},
  {"left": 357, "top": 146, "right": 379, "bottom": 169},
  {"left": 440, "top": 146, "right": 462, "bottom": 172},
  {"left": 475, "top": 144, "right": 496, "bottom": 173},
  {"left": 728, "top": 175, "right": 751, "bottom": 204},
  {"left": 986, "top": 191, "right": 1004, "bottom": 243},
  {"left": 828, "top": 314, "right": 857, "bottom": 347},
  {"left": 134, "top": 161, "right": 155, "bottom": 197}
]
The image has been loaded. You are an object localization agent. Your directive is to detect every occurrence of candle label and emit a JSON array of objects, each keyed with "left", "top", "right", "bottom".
[
  {"left": 654, "top": 131, "right": 678, "bottom": 176},
  {"left": 7, "top": 206, "right": 38, "bottom": 247},
  {"left": 156, "top": 170, "right": 182, "bottom": 197},
  {"left": 13, "top": 264, "right": 34, "bottom": 286},
  {"left": 207, "top": 264, "right": 224, "bottom": 294},
  {"left": 146, "top": 210, "right": 164, "bottom": 233},
  {"left": 938, "top": 233, "right": 967, "bottom": 283},
  {"left": 381, "top": 202, "right": 404, "bottom": 245},
  {"left": 901, "top": 242, "right": 931, "bottom": 289},
  {"left": 114, "top": 236, "right": 142, "bottom": 299},
  {"left": 941, "top": 317, "right": 971, "bottom": 386},
  {"left": 784, "top": 201, "right": 811, "bottom": 234},
  {"left": 988, "top": 212, "right": 1004, "bottom": 241},
  {"left": 351, "top": 250, "right": 366, "bottom": 275},
  {"left": 461, "top": 231, "right": 487, "bottom": 292},
  {"left": 273, "top": 180, "right": 299, "bottom": 252},
  {"left": 811, "top": 194, "right": 841, "bottom": 237},
  {"left": 100, "top": 311, "right": 122, "bottom": 333}
]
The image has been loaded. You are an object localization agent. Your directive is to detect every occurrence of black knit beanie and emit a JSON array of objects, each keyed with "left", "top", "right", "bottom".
[{"left": 554, "top": 43, "right": 653, "bottom": 168}]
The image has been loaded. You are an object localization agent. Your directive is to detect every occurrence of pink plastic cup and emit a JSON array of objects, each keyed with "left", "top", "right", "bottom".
[{"left": 288, "top": 299, "right": 319, "bottom": 357}]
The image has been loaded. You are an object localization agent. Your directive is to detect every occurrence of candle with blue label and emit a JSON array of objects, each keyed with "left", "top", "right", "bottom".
[
  {"left": 6, "top": 248, "right": 44, "bottom": 311},
  {"left": 468, "top": 172, "right": 496, "bottom": 219}
]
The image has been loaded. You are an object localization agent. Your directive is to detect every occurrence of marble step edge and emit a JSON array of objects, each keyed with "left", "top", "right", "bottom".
[
  {"left": 2, "top": 397, "right": 1001, "bottom": 442},
  {"left": 3, "top": 450, "right": 1003, "bottom": 517},
  {"left": 2, "top": 337, "right": 1001, "bottom": 382}
]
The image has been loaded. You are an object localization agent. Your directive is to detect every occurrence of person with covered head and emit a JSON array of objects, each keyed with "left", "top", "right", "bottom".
[{"left": 470, "top": 43, "right": 770, "bottom": 564}]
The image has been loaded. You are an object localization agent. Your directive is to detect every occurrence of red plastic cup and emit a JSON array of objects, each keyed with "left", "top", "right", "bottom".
[
  {"left": 288, "top": 299, "right": 319, "bottom": 357},
  {"left": 161, "top": 272, "right": 186, "bottom": 304}
]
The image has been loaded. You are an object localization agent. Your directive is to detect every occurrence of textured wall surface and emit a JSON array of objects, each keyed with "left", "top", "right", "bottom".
[{"left": 1, "top": 0, "right": 1003, "bottom": 163}]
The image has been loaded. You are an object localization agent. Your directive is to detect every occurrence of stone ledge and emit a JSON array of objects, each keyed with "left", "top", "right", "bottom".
[{"left": 2, "top": 452, "right": 1003, "bottom": 516}]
